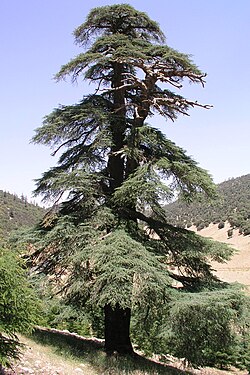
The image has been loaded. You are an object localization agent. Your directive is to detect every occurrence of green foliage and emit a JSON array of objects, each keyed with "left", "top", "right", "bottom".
[
  {"left": 227, "top": 228, "right": 233, "bottom": 238},
  {"left": 66, "top": 229, "right": 171, "bottom": 310},
  {"left": 162, "top": 290, "right": 237, "bottom": 367},
  {"left": 131, "top": 286, "right": 250, "bottom": 370},
  {"left": 42, "top": 299, "right": 93, "bottom": 338},
  {"left": 242, "top": 223, "right": 250, "bottom": 236},
  {"left": 218, "top": 221, "right": 225, "bottom": 229},
  {"left": 197, "top": 222, "right": 205, "bottom": 231},
  {"left": 22, "top": 3, "right": 246, "bottom": 363},
  {"left": 0, "top": 247, "right": 40, "bottom": 367},
  {"left": 31, "top": 273, "right": 103, "bottom": 338},
  {"left": 73, "top": 4, "right": 165, "bottom": 44}
]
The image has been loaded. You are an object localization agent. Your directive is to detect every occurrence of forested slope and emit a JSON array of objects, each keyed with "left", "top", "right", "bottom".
[
  {"left": 164, "top": 174, "right": 250, "bottom": 234},
  {"left": 0, "top": 190, "right": 45, "bottom": 238}
]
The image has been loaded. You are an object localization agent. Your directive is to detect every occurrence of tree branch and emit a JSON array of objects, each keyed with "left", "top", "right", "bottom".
[{"left": 51, "top": 126, "right": 98, "bottom": 156}]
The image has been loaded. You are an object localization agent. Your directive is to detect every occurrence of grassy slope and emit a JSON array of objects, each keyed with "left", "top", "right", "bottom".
[
  {"left": 0, "top": 190, "right": 45, "bottom": 238},
  {"left": 164, "top": 174, "right": 250, "bottom": 288},
  {"left": 9, "top": 335, "right": 98, "bottom": 375},
  {"left": 12, "top": 331, "right": 185, "bottom": 375},
  {"left": 11, "top": 331, "right": 246, "bottom": 375}
]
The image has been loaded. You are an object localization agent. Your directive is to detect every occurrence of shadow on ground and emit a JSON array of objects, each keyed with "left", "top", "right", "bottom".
[{"left": 31, "top": 327, "right": 192, "bottom": 374}]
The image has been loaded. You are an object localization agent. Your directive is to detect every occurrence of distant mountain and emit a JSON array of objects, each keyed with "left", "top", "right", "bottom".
[
  {"left": 164, "top": 174, "right": 250, "bottom": 235},
  {"left": 0, "top": 190, "right": 45, "bottom": 238}
]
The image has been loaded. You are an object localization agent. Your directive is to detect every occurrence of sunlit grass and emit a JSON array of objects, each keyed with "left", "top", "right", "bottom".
[{"left": 28, "top": 328, "right": 189, "bottom": 374}]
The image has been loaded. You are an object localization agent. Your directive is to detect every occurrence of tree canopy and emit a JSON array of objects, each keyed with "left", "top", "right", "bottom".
[{"left": 27, "top": 4, "right": 246, "bottom": 365}]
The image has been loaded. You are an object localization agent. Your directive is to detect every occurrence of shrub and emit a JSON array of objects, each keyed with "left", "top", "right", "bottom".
[
  {"left": 0, "top": 248, "right": 40, "bottom": 368},
  {"left": 243, "top": 224, "right": 250, "bottom": 236},
  {"left": 218, "top": 221, "right": 225, "bottom": 229},
  {"left": 160, "top": 289, "right": 250, "bottom": 369},
  {"left": 197, "top": 223, "right": 205, "bottom": 231}
]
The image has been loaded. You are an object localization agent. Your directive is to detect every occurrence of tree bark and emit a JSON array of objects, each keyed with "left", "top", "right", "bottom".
[
  {"left": 105, "top": 63, "right": 135, "bottom": 356},
  {"left": 104, "top": 304, "right": 134, "bottom": 354},
  {"left": 107, "top": 62, "right": 126, "bottom": 192}
]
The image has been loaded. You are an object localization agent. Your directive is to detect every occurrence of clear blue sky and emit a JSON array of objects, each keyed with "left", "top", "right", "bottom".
[{"left": 1, "top": 1, "right": 250, "bottom": 202}]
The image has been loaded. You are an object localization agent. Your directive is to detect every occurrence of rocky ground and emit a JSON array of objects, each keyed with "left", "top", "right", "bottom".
[{"left": 3, "top": 335, "right": 98, "bottom": 375}]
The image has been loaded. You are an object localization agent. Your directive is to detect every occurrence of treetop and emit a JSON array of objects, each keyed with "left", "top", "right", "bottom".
[{"left": 74, "top": 4, "right": 165, "bottom": 46}]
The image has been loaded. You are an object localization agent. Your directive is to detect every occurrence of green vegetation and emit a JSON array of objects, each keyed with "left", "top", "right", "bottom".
[
  {"left": 0, "top": 247, "right": 40, "bottom": 369},
  {"left": 12, "top": 4, "right": 250, "bottom": 372},
  {"left": 161, "top": 288, "right": 250, "bottom": 370},
  {"left": 0, "top": 190, "right": 45, "bottom": 238},
  {"left": 164, "top": 174, "right": 250, "bottom": 234},
  {"left": 0, "top": 192, "right": 44, "bottom": 369}
]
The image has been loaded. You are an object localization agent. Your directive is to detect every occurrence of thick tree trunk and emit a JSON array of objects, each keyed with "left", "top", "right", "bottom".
[
  {"left": 107, "top": 62, "right": 126, "bottom": 193},
  {"left": 104, "top": 304, "right": 134, "bottom": 355}
]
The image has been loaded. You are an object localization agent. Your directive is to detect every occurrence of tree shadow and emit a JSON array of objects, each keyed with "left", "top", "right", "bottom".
[{"left": 30, "top": 327, "right": 193, "bottom": 374}]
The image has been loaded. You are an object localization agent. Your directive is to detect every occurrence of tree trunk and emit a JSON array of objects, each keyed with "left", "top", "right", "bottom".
[
  {"left": 107, "top": 62, "right": 126, "bottom": 193},
  {"left": 104, "top": 303, "right": 134, "bottom": 355}
]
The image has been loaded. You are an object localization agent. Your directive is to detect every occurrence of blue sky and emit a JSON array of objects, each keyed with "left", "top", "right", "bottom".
[{"left": 1, "top": 1, "right": 250, "bottom": 202}]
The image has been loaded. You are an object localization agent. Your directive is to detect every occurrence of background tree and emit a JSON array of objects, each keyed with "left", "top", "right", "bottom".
[
  {"left": 0, "top": 246, "right": 40, "bottom": 370},
  {"left": 30, "top": 4, "right": 233, "bottom": 356}
]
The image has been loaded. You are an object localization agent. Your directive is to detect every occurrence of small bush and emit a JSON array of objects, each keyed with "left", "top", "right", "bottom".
[
  {"left": 243, "top": 224, "right": 250, "bottom": 236},
  {"left": 0, "top": 248, "right": 40, "bottom": 367},
  {"left": 197, "top": 223, "right": 205, "bottom": 231},
  {"left": 218, "top": 221, "right": 225, "bottom": 229},
  {"left": 161, "top": 289, "right": 250, "bottom": 369}
]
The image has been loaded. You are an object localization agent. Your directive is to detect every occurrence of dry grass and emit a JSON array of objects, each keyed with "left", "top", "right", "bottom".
[
  {"left": 8, "top": 335, "right": 98, "bottom": 375},
  {"left": 8, "top": 329, "right": 189, "bottom": 374},
  {"left": 190, "top": 222, "right": 250, "bottom": 288},
  {"left": 7, "top": 329, "right": 247, "bottom": 375}
]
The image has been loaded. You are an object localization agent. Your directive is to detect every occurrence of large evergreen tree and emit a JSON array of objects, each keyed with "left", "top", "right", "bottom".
[{"left": 30, "top": 4, "right": 232, "bottom": 355}]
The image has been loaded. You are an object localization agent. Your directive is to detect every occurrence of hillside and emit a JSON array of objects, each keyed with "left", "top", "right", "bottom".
[
  {"left": 164, "top": 174, "right": 250, "bottom": 234},
  {"left": 163, "top": 174, "right": 250, "bottom": 288},
  {"left": 191, "top": 222, "right": 250, "bottom": 288},
  {"left": 0, "top": 190, "right": 45, "bottom": 238},
  {"left": 7, "top": 332, "right": 246, "bottom": 375}
]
